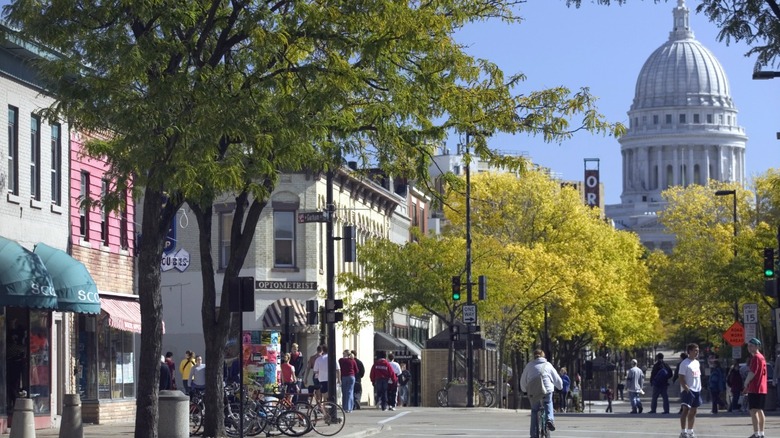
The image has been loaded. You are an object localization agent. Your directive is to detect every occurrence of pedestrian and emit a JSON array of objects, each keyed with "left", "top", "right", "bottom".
[
  {"left": 179, "top": 350, "right": 196, "bottom": 395},
  {"left": 727, "top": 360, "right": 743, "bottom": 412},
  {"left": 398, "top": 363, "right": 411, "bottom": 407},
  {"left": 387, "top": 353, "right": 402, "bottom": 410},
  {"left": 673, "top": 352, "right": 688, "bottom": 383},
  {"left": 159, "top": 355, "right": 172, "bottom": 390},
  {"left": 313, "top": 345, "right": 339, "bottom": 403},
  {"left": 280, "top": 353, "right": 298, "bottom": 404},
  {"left": 708, "top": 360, "right": 726, "bottom": 414},
  {"left": 370, "top": 351, "right": 396, "bottom": 411},
  {"left": 626, "top": 359, "right": 645, "bottom": 414},
  {"left": 559, "top": 367, "right": 570, "bottom": 413},
  {"left": 678, "top": 343, "right": 702, "bottom": 438},
  {"left": 649, "top": 352, "right": 672, "bottom": 414},
  {"left": 520, "top": 348, "right": 563, "bottom": 436},
  {"left": 165, "top": 351, "right": 177, "bottom": 389},
  {"left": 352, "top": 350, "right": 365, "bottom": 410},
  {"left": 605, "top": 384, "right": 614, "bottom": 413},
  {"left": 290, "top": 343, "right": 305, "bottom": 380},
  {"left": 305, "top": 345, "right": 323, "bottom": 403},
  {"left": 743, "top": 338, "right": 767, "bottom": 438},
  {"left": 338, "top": 350, "right": 358, "bottom": 412},
  {"left": 189, "top": 355, "right": 206, "bottom": 391}
]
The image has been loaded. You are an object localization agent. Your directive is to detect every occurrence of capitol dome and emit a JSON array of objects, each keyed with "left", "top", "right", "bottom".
[{"left": 631, "top": 0, "right": 733, "bottom": 110}]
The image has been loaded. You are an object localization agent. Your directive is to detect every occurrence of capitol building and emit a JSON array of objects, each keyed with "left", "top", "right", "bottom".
[{"left": 604, "top": 0, "right": 747, "bottom": 251}]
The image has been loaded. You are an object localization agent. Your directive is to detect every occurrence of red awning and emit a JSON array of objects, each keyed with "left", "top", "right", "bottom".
[{"left": 100, "top": 297, "right": 165, "bottom": 334}]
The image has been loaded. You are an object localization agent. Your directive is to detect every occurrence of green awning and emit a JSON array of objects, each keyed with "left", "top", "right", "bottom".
[
  {"left": 0, "top": 237, "right": 57, "bottom": 309},
  {"left": 34, "top": 243, "right": 100, "bottom": 314}
]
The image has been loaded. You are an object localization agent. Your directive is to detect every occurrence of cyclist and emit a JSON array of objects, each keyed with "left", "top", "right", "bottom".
[{"left": 520, "top": 349, "right": 563, "bottom": 438}]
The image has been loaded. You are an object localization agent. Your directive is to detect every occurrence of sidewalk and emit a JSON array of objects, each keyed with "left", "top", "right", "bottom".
[{"left": 23, "top": 408, "right": 384, "bottom": 438}]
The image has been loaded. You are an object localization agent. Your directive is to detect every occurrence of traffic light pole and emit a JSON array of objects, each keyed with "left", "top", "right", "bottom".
[
  {"left": 326, "top": 170, "right": 337, "bottom": 404},
  {"left": 465, "top": 135, "right": 474, "bottom": 408}
]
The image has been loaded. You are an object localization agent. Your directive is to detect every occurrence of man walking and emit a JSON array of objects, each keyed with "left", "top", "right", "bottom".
[
  {"left": 678, "top": 343, "right": 702, "bottom": 438},
  {"left": 743, "top": 338, "right": 767, "bottom": 438},
  {"left": 649, "top": 353, "right": 672, "bottom": 414},
  {"left": 370, "top": 351, "right": 396, "bottom": 411},
  {"left": 626, "top": 359, "right": 645, "bottom": 414}
]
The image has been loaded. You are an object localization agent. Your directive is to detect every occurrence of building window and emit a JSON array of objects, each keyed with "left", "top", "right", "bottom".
[
  {"left": 7, "top": 107, "right": 19, "bottom": 195},
  {"left": 679, "top": 114, "right": 686, "bottom": 124},
  {"left": 30, "top": 115, "right": 41, "bottom": 200},
  {"left": 653, "top": 115, "right": 659, "bottom": 125},
  {"left": 101, "top": 179, "right": 110, "bottom": 245},
  {"left": 274, "top": 211, "right": 295, "bottom": 267},
  {"left": 77, "top": 313, "right": 136, "bottom": 400},
  {"left": 719, "top": 114, "right": 724, "bottom": 124},
  {"left": 693, "top": 114, "right": 700, "bottom": 124},
  {"left": 120, "top": 190, "right": 129, "bottom": 250},
  {"left": 50, "top": 124, "right": 61, "bottom": 205},
  {"left": 218, "top": 210, "right": 234, "bottom": 269},
  {"left": 80, "top": 171, "right": 90, "bottom": 240},
  {"left": 665, "top": 114, "right": 672, "bottom": 124},
  {"left": 707, "top": 114, "right": 713, "bottom": 124}
]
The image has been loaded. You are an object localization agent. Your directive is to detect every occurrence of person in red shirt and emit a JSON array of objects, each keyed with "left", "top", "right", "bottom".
[
  {"left": 743, "top": 338, "right": 767, "bottom": 438},
  {"left": 338, "top": 350, "right": 358, "bottom": 412},
  {"left": 280, "top": 353, "right": 297, "bottom": 404},
  {"left": 370, "top": 351, "right": 397, "bottom": 411}
]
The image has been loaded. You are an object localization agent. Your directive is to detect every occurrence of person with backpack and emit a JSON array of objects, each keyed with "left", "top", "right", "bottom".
[
  {"left": 708, "top": 360, "right": 727, "bottom": 414},
  {"left": 649, "top": 352, "right": 672, "bottom": 414},
  {"left": 727, "top": 360, "right": 743, "bottom": 412}
]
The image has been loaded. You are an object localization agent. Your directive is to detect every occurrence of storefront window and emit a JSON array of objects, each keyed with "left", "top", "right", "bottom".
[
  {"left": 79, "top": 313, "right": 135, "bottom": 400},
  {"left": 29, "top": 311, "right": 50, "bottom": 414}
]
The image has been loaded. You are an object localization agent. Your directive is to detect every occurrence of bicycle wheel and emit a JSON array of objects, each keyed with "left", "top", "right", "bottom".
[
  {"left": 308, "top": 401, "right": 345, "bottom": 436},
  {"left": 480, "top": 389, "right": 495, "bottom": 408},
  {"left": 436, "top": 389, "right": 448, "bottom": 407},
  {"left": 277, "top": 409, "right": 311, "bottom": 437},
  {"left": 189, "top": 401, "right": 203, "bottom": 436}
]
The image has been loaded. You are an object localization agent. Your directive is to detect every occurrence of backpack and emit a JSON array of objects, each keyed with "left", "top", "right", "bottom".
[
  {"left": 653, "top": 366, "right": 669, "bottom": 386},
  {"left": 399, "top": 370, "right": 411, "bottom": 386}
]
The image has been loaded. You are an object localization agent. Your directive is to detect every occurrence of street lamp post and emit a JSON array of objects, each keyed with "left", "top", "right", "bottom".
[
  {"left": 715, "top": 189, "right": 738, "bottom": 321},
  {"left": 464, "top": 133, "right": 475, "bottom": 408}
]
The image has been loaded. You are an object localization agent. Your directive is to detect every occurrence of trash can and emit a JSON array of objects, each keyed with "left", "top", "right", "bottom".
[{"left": 158, "top": 390, "right": 189, "bottom": 438}]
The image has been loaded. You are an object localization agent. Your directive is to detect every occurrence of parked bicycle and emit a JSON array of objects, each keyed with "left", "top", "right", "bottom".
[{"left": 437, "top": 378, "right": 494, "bottom": 407}]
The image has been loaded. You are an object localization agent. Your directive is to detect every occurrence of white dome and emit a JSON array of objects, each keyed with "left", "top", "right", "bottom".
[{"left": 631, "top": 1, "right": 733, "bottom": 111}]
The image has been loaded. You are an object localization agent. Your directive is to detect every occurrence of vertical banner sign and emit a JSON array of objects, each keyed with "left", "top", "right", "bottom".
[{"left": 584, "top": 169, "right": 600, "bottom": 208}]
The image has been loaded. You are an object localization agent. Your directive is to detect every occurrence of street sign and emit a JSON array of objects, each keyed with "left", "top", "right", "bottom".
[
  {"left": 462, "top": 304, "right": 477, "bottom": 324},
  {"left": 298, "top": 211, "right": 328, "bottom": 223},
  {"left": 723, "top": 321, "right": 745, "bottom": 347},
  {"left": 743, "top": 303, "right": 759, "bottom": 324}
]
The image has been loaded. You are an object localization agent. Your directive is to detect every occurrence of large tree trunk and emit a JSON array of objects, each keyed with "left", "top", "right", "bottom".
[
  {"left": 135, "top": 187, "right": 181, "bottom": 438},
  {"left": 193, "top": 190, "right": 269, "bottom": 437}
]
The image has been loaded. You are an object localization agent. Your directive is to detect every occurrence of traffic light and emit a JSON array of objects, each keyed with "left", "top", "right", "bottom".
[
  {"left": 325, "top": 298, "right": 344, "bottom": 323},
  {"left": 343, "top": 225, "right": 356, "bottom": 262},
  {"left": 306, "top": 300, "right": 319, "bottom": 325},
  {"left": 764, "top": 248, "right": 775, "bottom": 278},
  {"left": 478, "top": 275, "right": 487, "bottom": 300},
  {"left": 451, "top": 276, "right": 461, "bottom": 301}
]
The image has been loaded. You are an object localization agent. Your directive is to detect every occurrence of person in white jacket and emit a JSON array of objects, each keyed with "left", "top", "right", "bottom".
[{"left": 520, "top": 349, "right": 563, "bottom": 437}]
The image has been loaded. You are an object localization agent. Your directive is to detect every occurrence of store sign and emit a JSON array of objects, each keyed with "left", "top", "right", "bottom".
[
  {"left": 161, "top": 248, "right": 190, "bottom": 272},
  {"left": 255, "top": 281, "right": 317, "bottom": 290}
]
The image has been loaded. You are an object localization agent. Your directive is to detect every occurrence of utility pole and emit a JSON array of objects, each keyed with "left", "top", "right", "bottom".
[
  {"left": 465, "top": 133, "right": 474, "bottom": 408},
  {"left": 326, "top": 169, "right": 337, "bottom": 404}
]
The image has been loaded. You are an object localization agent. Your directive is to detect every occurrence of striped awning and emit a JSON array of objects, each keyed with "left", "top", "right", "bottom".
[
  {"left": 100, "top": 296, "right": 165, "bottom": 334},
  {"left": 261, "top": 297, "right": 308, "bottom": 330}
]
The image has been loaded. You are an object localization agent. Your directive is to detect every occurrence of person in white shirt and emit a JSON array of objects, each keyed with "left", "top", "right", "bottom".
[
  {"left": 189, "top": 355, "right": 207, "bottom": 391},
  {"left": 678, "top": 343, "right": 702, "bottom": 438},
  {"left": 313, "top": 345, "right": 340, "bottom": 401}
]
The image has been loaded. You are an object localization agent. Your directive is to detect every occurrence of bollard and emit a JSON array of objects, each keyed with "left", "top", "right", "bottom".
[
  {"left": 9, "top": 398, "right": 35, "bottom": 438},
  {"left": 158, "top": 390, "right": 189, "bottom": 438},
  {"left": 59, "top": 394, "right": 83, "bottom": 438}
]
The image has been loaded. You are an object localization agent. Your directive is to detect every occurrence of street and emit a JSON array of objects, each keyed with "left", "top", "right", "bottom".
[{"left": 360, "top": 406, "right": 780, "bottom": 438}]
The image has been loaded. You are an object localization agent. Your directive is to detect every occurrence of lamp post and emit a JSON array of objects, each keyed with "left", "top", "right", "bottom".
[
  {"left": 464, "top": 132, "right": 475, "bottom": 408},
  {"left": 715, "top": 189, "right": 739, "bottom": 321}
]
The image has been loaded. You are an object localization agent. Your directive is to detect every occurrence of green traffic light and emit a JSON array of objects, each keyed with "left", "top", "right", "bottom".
[
  {"left": 452, "top": 292, "right": 461, "bottom": 301},
  {"left": 766, "top": 269, "right": 775, "bottom": 278}
]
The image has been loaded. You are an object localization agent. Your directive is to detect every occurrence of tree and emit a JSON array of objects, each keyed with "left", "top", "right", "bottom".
[
  {"left": 4, "top": 1, "right": 625, "bottom": 435},
  {"left": 648, "top": 181, "right": 779, "bottom": 346}
]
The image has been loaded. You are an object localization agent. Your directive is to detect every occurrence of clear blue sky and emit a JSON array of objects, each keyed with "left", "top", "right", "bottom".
[{"left": 453, "top": 0, "right": 777, "bottom": 205}]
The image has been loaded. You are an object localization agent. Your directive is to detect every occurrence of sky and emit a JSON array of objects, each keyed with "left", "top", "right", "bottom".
[{"left": 452, "top": 0, "right": 778, "bottom": 205}]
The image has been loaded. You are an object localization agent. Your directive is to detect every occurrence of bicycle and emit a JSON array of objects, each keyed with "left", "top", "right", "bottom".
[
  {"left": 533, "top": 398, "right": 553, "bottom": 438},
  {"left": 476, "top": 380, "right": 496, "bottom": 408},
  {"left": 189, "top": 388, "right": 205, "bottom": 436},
  {"left": 295, "top": 398, "right": 346, "bottom": 436}
]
